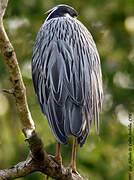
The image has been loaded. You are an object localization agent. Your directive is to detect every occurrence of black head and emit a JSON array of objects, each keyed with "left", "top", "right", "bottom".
[{"left": 46, "top": 5, "right": 78, "bottom": 21}]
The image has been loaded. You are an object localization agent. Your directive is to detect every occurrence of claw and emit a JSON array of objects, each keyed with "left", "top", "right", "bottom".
[{"left": 68, "top": 164, "right": 79, "bottom": 175}]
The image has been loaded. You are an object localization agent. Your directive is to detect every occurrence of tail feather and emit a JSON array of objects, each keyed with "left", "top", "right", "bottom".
[
  {"left": 47, "top": 94, "right": 68, "bottom": 145},
  {"left": 65, "top": 98, "right": 83, "bottom": 137}
]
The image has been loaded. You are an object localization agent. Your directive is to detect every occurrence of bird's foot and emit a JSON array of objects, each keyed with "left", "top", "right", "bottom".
[
  {"left": 66, "top": 166, "right": 88, "bottom": 180},
  {"left": 68, "top": 165, "right": 80, "bottom": 175},
  {"left": 55, "top": 154, "right": 62, "bottom": 166},
  {"left": 49, "top": 155, "right": 62, "bottom": 166}
]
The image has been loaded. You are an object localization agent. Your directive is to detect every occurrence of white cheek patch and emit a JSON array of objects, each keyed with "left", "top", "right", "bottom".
[{"left": 64, "top": 13, "right": 71, "bottom": 17}]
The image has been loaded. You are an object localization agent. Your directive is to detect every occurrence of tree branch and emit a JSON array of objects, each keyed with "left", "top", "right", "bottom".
[
  {"left": 0, "top": 132, "right": 87, "bottom": 180},
  {"left": 0, "top": 0, "right": 35, "bottom": 137},
  {"left": 0, "top": 1, "right": 87, "bottom": 179},
  {"left": 0, "top": 156, "right": 37, "bottom": 179}
]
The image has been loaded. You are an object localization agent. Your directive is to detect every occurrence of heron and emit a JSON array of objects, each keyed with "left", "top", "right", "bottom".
[{"left": 32, "top": 4, "right": 103, "bottom": 173}]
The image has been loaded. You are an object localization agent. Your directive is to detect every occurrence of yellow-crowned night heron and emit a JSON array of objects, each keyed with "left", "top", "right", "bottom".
[{"left": 32, "top": 4, "right": 103, "bottom": 173}]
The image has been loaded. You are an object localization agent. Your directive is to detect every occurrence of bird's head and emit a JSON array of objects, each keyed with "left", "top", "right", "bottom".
[{"left": 45, "top": 5, "right": 78, "bottom": 21}]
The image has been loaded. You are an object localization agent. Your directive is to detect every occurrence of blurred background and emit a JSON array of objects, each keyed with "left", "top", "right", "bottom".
[{"left": 0, "top": 0, "right": 134, "bottom": 179}]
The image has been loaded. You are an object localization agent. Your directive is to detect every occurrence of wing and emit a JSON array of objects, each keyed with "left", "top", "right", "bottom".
[
  {"left": 66, "top": 18, "right": 103, "bottom": 145},
  {"left": 32, "top": 17, "right": 103, "bottom": 146}
]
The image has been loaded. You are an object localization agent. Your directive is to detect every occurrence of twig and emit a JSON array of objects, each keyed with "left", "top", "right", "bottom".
[{"left": 2, "top": 89, "right": 14, "bottom": 95}]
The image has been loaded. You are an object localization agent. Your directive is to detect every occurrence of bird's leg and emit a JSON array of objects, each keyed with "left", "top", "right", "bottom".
[
  {"left": 49, "top": 142, "right": 62, "bottom": 166},
  {"left": 46, "top": 143, "right": 61, "bottom": 180},
  {"left": 71, "top": 137, "right": 77, "bottom": 173},
  {"left": 55, "top": 142, "right": 62, "bottom": 165}
]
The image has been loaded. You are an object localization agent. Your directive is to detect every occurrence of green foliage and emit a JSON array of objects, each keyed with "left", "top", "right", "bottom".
[{"left": 0, "top": 0, "right": 134, "bottom": 179}]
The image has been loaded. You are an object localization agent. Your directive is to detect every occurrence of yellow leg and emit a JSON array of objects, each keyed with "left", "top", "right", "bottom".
[
  {"left": 55, "top": 142, "right": 62, "bottom": 165},
  {"left": 71, "top": 137, "right": 77, "bottom": 173}
]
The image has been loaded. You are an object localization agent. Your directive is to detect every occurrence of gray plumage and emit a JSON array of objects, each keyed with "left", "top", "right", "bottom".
[{"left": 32, "top": 5, "right": 103, "bottom": 147}]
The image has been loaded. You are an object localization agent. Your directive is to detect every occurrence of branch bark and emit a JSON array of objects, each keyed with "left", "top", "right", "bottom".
[
  {"left": 0, "top": 1, "right": 87, "bottom": 179},
  {"left": 0, "top": 0, "right": 35, "bottom": 137}
]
